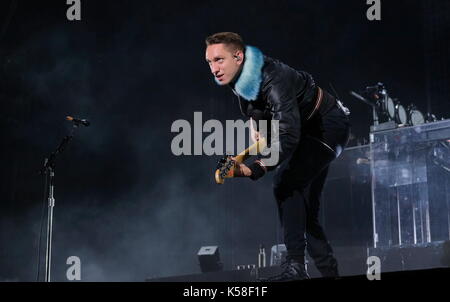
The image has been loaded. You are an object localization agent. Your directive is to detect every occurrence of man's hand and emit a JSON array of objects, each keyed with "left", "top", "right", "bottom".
[
  {"left": 250, "top": 117, "right": 260, "bottom": 143},
  {"left": 231, "top": 157, "right": 252, "bottom": 177}
]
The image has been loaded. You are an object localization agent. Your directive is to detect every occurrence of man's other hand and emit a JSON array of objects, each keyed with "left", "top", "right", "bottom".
[
  {"left": 250, "top": 117, "right": 260, "bottom": 143},
  {"left": 231, "top": 157, "right": 252, "bottom": 177}
]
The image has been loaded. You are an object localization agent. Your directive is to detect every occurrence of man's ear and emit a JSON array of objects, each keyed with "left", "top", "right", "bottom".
[{"left": 234, "top": 50, "right": 244, "bottom": 64}]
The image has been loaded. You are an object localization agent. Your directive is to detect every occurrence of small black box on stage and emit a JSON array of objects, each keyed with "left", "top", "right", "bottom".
[{"left": 197, "top": 246, "right": 223, "bottom": 273}]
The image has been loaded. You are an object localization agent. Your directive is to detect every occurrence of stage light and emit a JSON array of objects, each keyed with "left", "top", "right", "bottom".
[
  {"left": 395, "top": 103, "right": 408, "bottom": 125},
  {"left": 385, "top": 96, "right": 396, "bottom": 120},
  {"left": 407, "top": 104, "right": 425, "bottom": 126}
]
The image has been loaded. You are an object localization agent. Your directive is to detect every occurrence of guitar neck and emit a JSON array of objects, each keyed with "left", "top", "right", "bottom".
[{"left": 234, "top": 137, "right": 267, "bottom": 163}]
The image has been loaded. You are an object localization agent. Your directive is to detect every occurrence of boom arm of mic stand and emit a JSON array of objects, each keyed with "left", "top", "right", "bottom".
[
  {"left": 43, "top": 135, "right": 73, "bottom": 170},
  {"left": 349, "top": 90, "right": 379, "bottom": 126},
  {"left": 349, "top": 90, "right": 376, "bottom": 107},
  {"left": 41, "top": 126, "right": 79, "bottom": 174}
]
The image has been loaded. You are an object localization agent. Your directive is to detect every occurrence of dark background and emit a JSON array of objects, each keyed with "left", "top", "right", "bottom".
[{"left": 0, "top": 0, "right": 449, "bottom": 281}]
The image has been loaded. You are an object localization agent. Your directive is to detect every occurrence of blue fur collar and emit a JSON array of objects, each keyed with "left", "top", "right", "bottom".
[
  {"left": 234, "top": 46, "right": 264, "bottom": 101},
  {"left": 215, "top": 46, "right": 264, "bottom": 101}
]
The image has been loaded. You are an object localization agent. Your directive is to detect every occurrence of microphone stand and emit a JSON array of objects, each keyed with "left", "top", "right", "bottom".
[{"left": 40, "top": 124, "right": 79, "bottom": 282}]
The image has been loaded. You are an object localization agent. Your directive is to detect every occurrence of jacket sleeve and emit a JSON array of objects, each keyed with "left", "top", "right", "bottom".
[{"left": 248, "top": 71, "right": 301, "bottom": 180}]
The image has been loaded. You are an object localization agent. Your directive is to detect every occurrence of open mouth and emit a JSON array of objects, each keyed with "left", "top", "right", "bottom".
[{"left": 216, "top": 74, "right": 224, "bottom": 81}]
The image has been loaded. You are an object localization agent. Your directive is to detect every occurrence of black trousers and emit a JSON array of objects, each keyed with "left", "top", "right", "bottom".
[{"left": 273, "top": 103, "right": 350, "bottom": 274}]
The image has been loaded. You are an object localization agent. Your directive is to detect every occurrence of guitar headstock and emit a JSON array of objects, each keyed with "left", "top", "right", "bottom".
[
  {"left": 214, "top": 156, "right": 236, "bottom": 184},
  {"left": 213, "top": 137, "right": 267, "bottom": 185}
]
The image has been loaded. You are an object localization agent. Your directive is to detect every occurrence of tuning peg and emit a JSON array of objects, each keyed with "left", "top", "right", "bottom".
[{"left": 216, "top": 156, "right": 228, "bottom": 169}]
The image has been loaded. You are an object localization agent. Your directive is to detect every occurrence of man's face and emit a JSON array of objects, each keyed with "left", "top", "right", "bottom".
[{"left": 205, "top": 43, "right": 243, "bottom": 85}]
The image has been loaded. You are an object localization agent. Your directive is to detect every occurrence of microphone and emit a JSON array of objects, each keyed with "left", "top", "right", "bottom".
[{"left": 66, "top": 116, "right": 90, "bottom": 127}]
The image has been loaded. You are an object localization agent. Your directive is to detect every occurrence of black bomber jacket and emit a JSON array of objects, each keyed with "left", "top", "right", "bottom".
[{"left": 216, "top": 46, "right": 335, "bottom": 180}]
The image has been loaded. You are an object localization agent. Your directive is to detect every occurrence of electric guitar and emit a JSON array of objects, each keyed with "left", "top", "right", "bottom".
[{"left": 214, "top": 137, "right": 267, "bottom": 184}]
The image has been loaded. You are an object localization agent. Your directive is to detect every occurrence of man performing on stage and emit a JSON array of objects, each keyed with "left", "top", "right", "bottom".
[{"left": 205, "top": 32, "right": 351, "bottom": 281}]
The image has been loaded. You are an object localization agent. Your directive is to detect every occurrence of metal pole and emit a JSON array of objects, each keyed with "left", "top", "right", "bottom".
[{"left": 45, "top": 168, "right": 55, "bottom": 282}]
